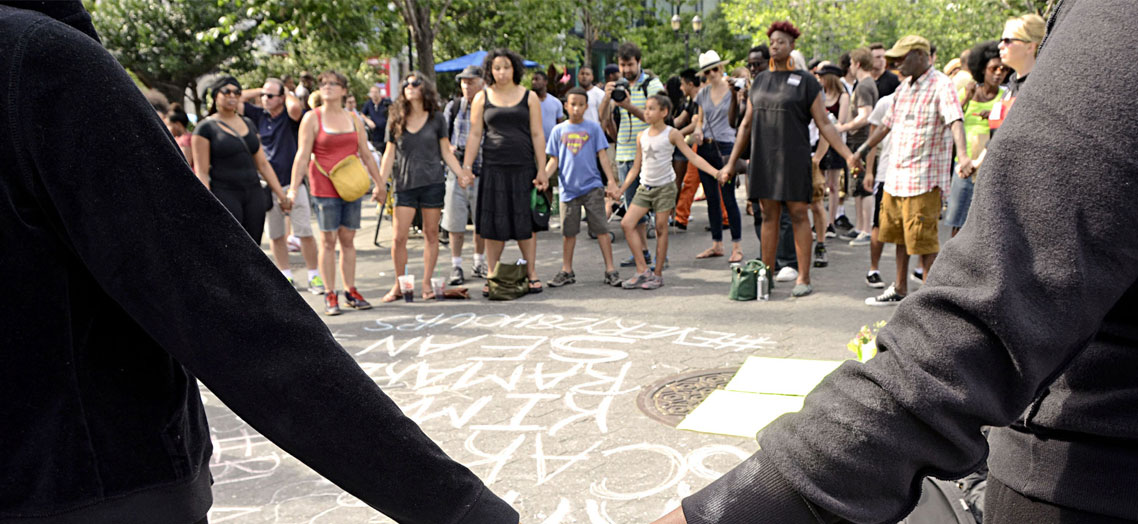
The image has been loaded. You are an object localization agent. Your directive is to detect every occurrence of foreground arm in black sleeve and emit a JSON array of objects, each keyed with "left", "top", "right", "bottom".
[
  {"left": 664, "top": 2, "right": 1138, "bottom": 522},
  {"left": 14, "top": 17, "right": 516, "bottom": 524}
]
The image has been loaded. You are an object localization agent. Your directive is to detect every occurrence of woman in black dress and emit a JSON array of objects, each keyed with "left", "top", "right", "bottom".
[
  {"left": 721, "top": 21, "right": 858, "bottom": 297},
  {"left": 462, "top": 48, "right": 550, "bottom": 294}
]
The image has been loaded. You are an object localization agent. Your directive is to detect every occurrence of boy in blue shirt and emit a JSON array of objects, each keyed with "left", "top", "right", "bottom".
[{"left": 544, "top": 87, "right": 622, "bottom": 287}]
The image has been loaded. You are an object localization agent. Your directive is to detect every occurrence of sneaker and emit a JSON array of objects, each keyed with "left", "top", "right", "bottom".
[
  {"left": 640, "top": 274, "right": 664, "bottom": 290},
  {"left": 620, "top": 251, "right": 652, "bottom": 267},
  {"left": 825, "top": 224, "right": 837, "bottom": 239},
  {"left": 775, "top": 266, "right": 799, "bottom": 282},
  {"left": 287, "top": 235, "right": 301, "bottom": 252},
  {"left": 324, "top": 293, "right": 342, "bottom": 316},
  {"left": 813, "top": 243, "right": 828, "bottom": 268},
  {"left": 621, "top": 270, "right": 652, "bottom": 289},
  {"left": 835, "top": 215, "right": 854, "bottom": 230},
  {"left": 792, "top": 283, "right": 813, "bottom": 297},
  {"left": 912, "top": 268, "right": 925, "bottom": 282},
  {"left": 646, "top": 227, "right": 656, "bottom": 239},
  {"left": 604, "top": 270, "right": 622, "bottom": 286},
  {"left": 865, "top": 284, "right": 906, "bottom": 306},
  {"left": 286, "top": 277, "right": 295, "bottom": 286},
  {"left": 448, "top": 266, "right": 465, "bottom": 286},
  {"left": 472, "top": 261, "right": 489, "bottom": 279},
  {"left": 650, "top": 257, "right": 669, "bottom": 271},
  {"left": 849, "top": 232, "right": 872, "bottom": 246},
  {"left": 548, "top": 271, "right": 576, "bottom": 287},
  {"left": 839, "top": 229, "right": 860, "bottom": 241},
  {"left": 865, "top": 272, "right": 885, "bottom": 288},
  {"left": 675, "top": 221, "right": 687, "bottom": 231},
  {"left": 308, "top": 275, "right": 325, "bottom": 295},
  {"left": 343, "top": 287, "right": 372, "bottom": 310}
]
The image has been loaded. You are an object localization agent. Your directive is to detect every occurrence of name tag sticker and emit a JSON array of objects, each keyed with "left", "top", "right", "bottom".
[
  {"left": 788, "top": 75, "right": 801, "bottom": 86},
  {"left": 990, "top": 101, "right": 1003, "bottom": 120}
]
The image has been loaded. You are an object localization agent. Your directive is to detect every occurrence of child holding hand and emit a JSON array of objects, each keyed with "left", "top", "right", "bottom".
[{"left": 615, "top": 94, "right": 717, "bottom": 290}]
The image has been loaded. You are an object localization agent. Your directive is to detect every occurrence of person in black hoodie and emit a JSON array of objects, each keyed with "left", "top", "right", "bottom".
[
  {"left": 653, "top": 1, "right": 1138, "bottom": 523},
  {"left": 0, "top": 2, "right": 518, "bottom": 523}
]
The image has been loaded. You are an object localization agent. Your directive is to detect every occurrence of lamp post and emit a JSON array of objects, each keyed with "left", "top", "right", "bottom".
[{"left": 671, "top": 13, "right": 703, "bottom": 68}]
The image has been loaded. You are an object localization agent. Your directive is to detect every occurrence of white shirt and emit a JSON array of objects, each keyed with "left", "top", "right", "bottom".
[
  {"left": 638, "top": 125, "right": 676, "bottom": 187},
  {"left": 584, "top": 85, "right": 604, "bottom": 123},
  {"left": 868, "top": 94, "right": 894, "bottom": 183}
]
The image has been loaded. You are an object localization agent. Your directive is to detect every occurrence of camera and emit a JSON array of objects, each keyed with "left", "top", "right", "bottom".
[
  {"left": 731, "top": 77, "right": 748, "bottom": 90},
  {"left": 611, "top": 77, "right": 631, "bottom": 102}
]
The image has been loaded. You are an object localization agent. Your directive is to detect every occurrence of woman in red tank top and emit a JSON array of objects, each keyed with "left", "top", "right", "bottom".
[{"left": 288, "top": 70, "right": 385, "bottom": 316}]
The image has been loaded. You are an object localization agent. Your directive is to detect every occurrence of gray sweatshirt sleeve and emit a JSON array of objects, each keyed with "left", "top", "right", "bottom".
[{"left": 683, "top": 1, "right": 1138, "bottom": 522}]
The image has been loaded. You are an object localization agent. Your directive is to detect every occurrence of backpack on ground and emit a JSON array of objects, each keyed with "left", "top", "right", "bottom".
[
  {"left": 487, "top": 261, "right": 528, "bottom": 301},
  {"left": 729, "top": 259, "right": 767, "bottom": 301}
]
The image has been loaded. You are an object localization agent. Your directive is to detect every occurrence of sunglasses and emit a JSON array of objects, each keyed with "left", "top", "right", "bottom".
[
  {"left": 218, "top": 87, "right": 241, "bottom": 96},
  {"left": 747, "top": 61, "right": 764, "bottom": 69},
  {"left": 999, "top": 37, "right": 1029, "bottom": 46},
  {"left": 703, "top": 67, "right": 719, "bottom": 76},
  {"left": 402, "top": 78, "right": 423, "bottom": 88},
  {"left": 987, "top": 64, "right": 1008, "bottom": 73},
  {"left": 261, "top": 92, "right": 280, "bottom": 99}
]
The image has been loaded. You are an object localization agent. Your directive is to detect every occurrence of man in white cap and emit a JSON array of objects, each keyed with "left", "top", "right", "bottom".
[
  {"left": 441, "top": 65, "right": 488, "bottom": 284},
  {"left": 855, "top": 35, "right": 970, "bottom": 306}
]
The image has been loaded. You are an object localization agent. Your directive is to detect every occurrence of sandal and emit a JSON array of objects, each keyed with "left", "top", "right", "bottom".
[
  {"left": 728, "top": 250, "right": 745, "bottom": 264},
  {"left": 422, "top": 290, "right": 436, "bottom": 300},
  {"left": 696, "top": 247, "right": 725, "bottom": 259},
  {"left": 482, "top": 285, "right": 489, "bottom": 297},
  {"left": 528, "top": 279, "right": 543, "bottom": 294},
  {"left": 381, "top": 289, "right": 402, "bottom": 303}
]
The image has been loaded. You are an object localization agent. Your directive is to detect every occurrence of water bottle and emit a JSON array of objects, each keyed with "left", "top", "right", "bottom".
[{"left": 758, "top": 266, "right": 770, "bottom": 301}]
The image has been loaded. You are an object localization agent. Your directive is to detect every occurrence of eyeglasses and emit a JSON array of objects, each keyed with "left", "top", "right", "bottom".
[
  {"left": 319, "top": 81, "right": 344, "bottom": 88},
  {"left": 261, "top": 92, "right": 280, "bottom": 99},
  {"left": 999, "top": 37, "right": 1029, "bottom": 46},
  {"left": 402, "top": 78, "right": 422, "bottom": 88},
  {"left": 218, "top": 87, "right": 241, "bottom": 96}
]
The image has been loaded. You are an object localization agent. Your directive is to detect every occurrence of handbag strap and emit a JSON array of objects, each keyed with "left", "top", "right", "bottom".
[
  {"left": 213, "top": 118, "right": 254, "bottom": 157},
  {"left": 310, "top": 107, "right": 359, "bottom": 177}
]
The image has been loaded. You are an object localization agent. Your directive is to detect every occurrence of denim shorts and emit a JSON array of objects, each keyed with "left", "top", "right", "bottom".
[
  {"left": 394, "top": 182, "right": 446, "bottom": 209},
  {"left": 311, "top": 196, "right": 363, "bottom": 232}
]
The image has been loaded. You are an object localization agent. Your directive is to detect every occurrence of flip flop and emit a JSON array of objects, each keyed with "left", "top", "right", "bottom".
[
  {"left": 482, "top": 285, "right": 489, "bottom": 297},
  {"left": 728, "top": 251, "right": 745, "bottom": 264},
  {"left": 528, "top": 279, "right": 543, "bottom": 294},
  {"left": 422, "top": 290, "right": 436, "bottom": 300},
  {"left": 696, "top": 248, "right": 725, "bottom": 259},
  {"left": 381, "top": 289, "right": 402, "bottom": 303}
]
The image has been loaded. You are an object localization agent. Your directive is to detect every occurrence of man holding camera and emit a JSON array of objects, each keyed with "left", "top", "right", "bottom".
[{"left": 600, "top": 42, "right": 666, "bottom": 266}]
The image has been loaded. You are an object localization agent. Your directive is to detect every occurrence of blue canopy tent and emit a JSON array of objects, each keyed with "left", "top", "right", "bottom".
[{"left": 434, "top": 50, "right": 538, "bottom": 73}]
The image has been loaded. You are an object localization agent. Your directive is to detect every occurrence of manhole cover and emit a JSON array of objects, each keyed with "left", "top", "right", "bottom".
[{"left": 636, "top": 368, "right": 738, "bottom": 426}]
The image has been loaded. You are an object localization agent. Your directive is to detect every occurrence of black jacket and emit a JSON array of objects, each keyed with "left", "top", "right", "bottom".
[
  {"left": 0, "top": 3, "right": 516, "bottom": 523},
  {"left": 684, "top": 1, "right": 1138, "bottom": 522}
]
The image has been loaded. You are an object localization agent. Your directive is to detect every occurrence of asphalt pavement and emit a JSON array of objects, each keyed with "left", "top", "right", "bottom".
[{"left": 205, "top": 190, "right": 908, "bottom": 523}]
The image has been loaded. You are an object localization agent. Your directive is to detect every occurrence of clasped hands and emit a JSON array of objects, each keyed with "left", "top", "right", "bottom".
[{"left": 457, "top": 168, "right": 476, "bottom": 188}]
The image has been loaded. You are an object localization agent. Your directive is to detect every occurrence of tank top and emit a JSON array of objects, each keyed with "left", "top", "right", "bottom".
[
  {"left": 482, "top": 89, "right": 534, "bottom": 166},
  {"left": 825, "top": 93, "right": 840, "bottom": 118},
  {"left": 638, "top": 125, "right": 676, "bottom": 187},
  {"left": 308, "top": 107, "right": 360, "bottom": 199}
]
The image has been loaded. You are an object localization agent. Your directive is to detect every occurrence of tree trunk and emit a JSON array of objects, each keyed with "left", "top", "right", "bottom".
[{"left": 413, "top": 27, "right": 436, "bottom": 84}]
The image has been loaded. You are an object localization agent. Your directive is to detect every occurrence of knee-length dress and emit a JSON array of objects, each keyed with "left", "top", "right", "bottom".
[
  {"left": 747, "top": 69, "right": 822, "bottom": 203},
  {"left": 477, "top": 89, "right": 537, "bottom": 241}
]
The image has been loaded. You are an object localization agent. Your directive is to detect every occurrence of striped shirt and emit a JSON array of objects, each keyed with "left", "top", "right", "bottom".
[
  {"left": 615, "top": 71, "right": 666, "bottom": 162},
  {"left": 881, "top": 68, "right": 964, "bottom": 197}
]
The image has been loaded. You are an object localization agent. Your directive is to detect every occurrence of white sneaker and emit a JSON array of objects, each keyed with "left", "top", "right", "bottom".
[
  {"left": 849, "top": 232, "right": 872, "bottom": 246},
  {"left": 775, "top": 266, "right": 799, "bottom": 282}
]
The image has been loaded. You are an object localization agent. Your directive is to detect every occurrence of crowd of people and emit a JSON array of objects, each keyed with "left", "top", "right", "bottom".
[{"left": 159, "top": 13, "right": 1048, "bottom": 311}]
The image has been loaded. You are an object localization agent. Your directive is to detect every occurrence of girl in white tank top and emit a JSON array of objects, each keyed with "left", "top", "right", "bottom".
[{"left": 613, "top": 95, "right": 719, "bottom": 288}]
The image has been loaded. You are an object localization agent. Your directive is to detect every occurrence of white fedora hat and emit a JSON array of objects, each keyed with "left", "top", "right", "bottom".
[{"left": 698, "top": 50, "right": 729, "bottom": 73}]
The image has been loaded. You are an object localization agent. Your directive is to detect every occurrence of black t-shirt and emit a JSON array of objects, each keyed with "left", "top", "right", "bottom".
[
  {"left": 193, "top": 117, "right": 261, "bottom": 187},
  {"left": 847, "top": 79, "right": 879, "bottom": 144},
  {"left": 875, "top": 70, "right": 901, "bottom": 98},
  {"left": 387, "top": 112, "right": 447, "bottom": 192}
]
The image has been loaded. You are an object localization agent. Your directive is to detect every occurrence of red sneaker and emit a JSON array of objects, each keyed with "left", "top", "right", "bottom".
[
  {"left": 324, "top": 292, "right": 342, "bottom": 316},
  {"left": 343, "top": 287, "right": 372, "bottom": 310}
]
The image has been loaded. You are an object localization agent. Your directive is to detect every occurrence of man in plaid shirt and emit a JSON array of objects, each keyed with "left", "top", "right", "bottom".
[{"left": 854, "top": 35, "right": 972, "bottom": 305}]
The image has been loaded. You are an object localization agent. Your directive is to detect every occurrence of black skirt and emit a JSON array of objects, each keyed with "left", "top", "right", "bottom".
[{"left": 477, "top": 163, "right": 536, "bottom": 241}]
